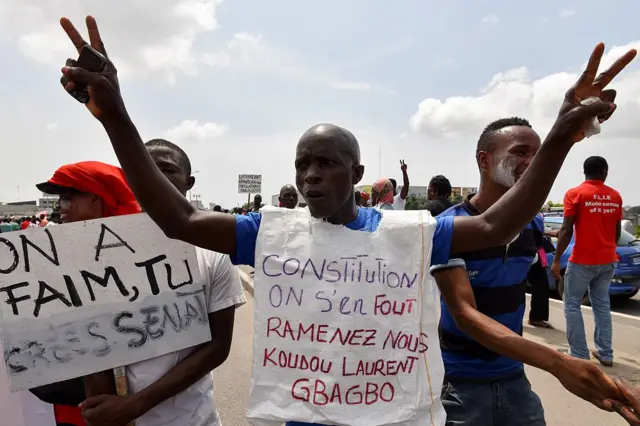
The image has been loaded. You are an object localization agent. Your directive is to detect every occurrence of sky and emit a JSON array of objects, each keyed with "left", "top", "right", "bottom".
[{"left": 1, "top": 0, "right": 639, "bottom": 208}]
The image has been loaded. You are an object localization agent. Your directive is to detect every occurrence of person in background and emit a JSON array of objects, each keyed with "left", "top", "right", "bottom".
[
  {"left": 29, "top": 216, "right": 38, "bottom": 228},
  {"left": 279, "top": 184, "right": 298, "bottom": 209},
  {"left": 528, "top": 212, "right": 556, "bottom": 329},
  {"left": 354, "top": 191, "right": 361, "bottom": 206},
  {"left": 213, "top": 205, "right": 222, "bottom": 212},
  {"left": 252, "top": 194, "right": 262, "bottom": 212},
  {"left": 0, "top": 218, "right": 12, "bottom": 233},
  {"left": 79, "top": 139, "right": 245, "bottom": 426},
  {"left": 552, "top": 156, "right": 622, "bottom": 367},
  {"left": 425, "top": 175, "right": 454, "bottom": 217},
  {"left": 390, "top": 159, "right": 409, "bottom": 210},
  {"left": 39, "top": 213, "right": 49, "bottom": 227},
  {"left": 10, "top": 218, "right": 19, "bottom": 231},
  {"left": 20, "top": 217, "right": 30, "bottom": 230},
  {"left": 360, "top": 191, "right": 370, "bottom": 207},
  {"left": 372, "top": 178, "right": 395, "bottom": 210}
]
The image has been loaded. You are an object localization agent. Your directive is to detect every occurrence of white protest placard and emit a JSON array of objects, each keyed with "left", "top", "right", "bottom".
[
  {"left": 0, "top": 214, "right": 209, "bottom": 391},
  {"left": 247, "top": 207, "right": 446, "bottom": 426},
  {"left": 238, "top": 174, "right": 262, "bottom": 194}
]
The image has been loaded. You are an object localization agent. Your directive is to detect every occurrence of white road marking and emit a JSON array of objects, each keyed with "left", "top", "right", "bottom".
[{"left": 526, "top": 294, "right": 640, "bottom": 322}]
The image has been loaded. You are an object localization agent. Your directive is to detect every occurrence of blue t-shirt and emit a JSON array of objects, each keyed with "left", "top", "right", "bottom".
[
  {"left": 232, "top": 207, "right": 454, "bottom": 426},
  {"left": 434, "top": 201, "right": 543, "bottom": 380}
]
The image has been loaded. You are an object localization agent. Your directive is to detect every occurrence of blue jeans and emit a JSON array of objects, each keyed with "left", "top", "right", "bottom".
[
  {"left": 563, "top": 262, "right": 614, "bottom": 362},
  {"left": 442, "top": 375, "right": 545, "bottom": 426}
]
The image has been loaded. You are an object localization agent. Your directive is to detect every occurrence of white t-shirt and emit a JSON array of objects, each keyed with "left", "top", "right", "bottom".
[
  {"left": 127, "top": 247, "right": 246, "bottom": 426},
  {"left": 393, "top": 193, "right": 406, "bottom": 210}
]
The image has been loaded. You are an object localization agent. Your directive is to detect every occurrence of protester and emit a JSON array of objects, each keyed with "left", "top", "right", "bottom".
[
  {"left": 359, "top": 191, "right": 370, "bottom": 206},
  {"left": 372, "top": 178, "right": 395, "bottom": 210},
  {"left": 0, "top": 218, "right": 12, "bottom": 233},
  {"left": 31, "top": 160, "right": 142, "bottom": 426},
  {"left": 79, "top": 139, "right": 245, "bottom": 426},
  {"left": 213, "top": 205, "right": 222, "bottom": 212},
  {"left": 425, "top": 175, "right": 454, "bottom": 216},
  {"left": 390, "top": 159, "right": 409, "bottom": 210},
  {"left": 252, "top": 194, "right": 263, "bottom": 212},
  {"left": 279, "top": 184, "right": 298, "bottom": 209},
  {"left": 432, "top": 117, "right": 630, "bottom": 425},
  {"left": 59, "top": 17, "right": 636, "bottom": 424},
  {"left": 551, "top": 156, "right": 622, "bottom": 367},
  {"left": 527, "top": 212, "right": 557, "bottom": 329},
  {"left": 39, "top": 213, "right": 49, "bottom": 227},
  {"left": 20, "top": 217, "right": 30, "bottom": 230}
]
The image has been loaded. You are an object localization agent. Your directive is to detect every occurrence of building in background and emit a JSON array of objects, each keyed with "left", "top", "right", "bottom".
[
  {"left": 190, "top": 199, "right": 205, "bottom": 210},
  {"left": 451, "top": 186, "right": 478, "bottom": 200},
  {"left": 0, "top": 201, "right": 41, "bottom": 217},
  {"left": 39, "top": 193, "right": 58, "bottom": 211}
]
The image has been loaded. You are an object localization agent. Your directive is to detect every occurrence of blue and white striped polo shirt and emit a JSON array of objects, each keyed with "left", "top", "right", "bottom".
[{"left": 433, "top": 200, "right": 543, "bottom": 380}]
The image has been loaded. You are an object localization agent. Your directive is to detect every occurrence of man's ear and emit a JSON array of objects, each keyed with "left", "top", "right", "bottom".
[
  {"left": 477, "top": 152, "right": 491, "bottom": 173},
  {"left": 352, "top": 164, "right": 365, "bottom": 185},
  {"left": 187, "top": 176, "right": 196, "bottom": 191}
]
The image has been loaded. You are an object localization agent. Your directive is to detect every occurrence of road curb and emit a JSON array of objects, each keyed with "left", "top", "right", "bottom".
[{"left": 238, "top": 268, "right": 254, "bottom": 297}]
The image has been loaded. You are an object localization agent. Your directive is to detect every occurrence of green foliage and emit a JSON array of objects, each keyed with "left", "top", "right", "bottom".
[
  {"left": 405, "top": 194, "right": 429, "bottom": 210},
  {"left": 451, "top": 194, "right": 464, "bottom": 204}
]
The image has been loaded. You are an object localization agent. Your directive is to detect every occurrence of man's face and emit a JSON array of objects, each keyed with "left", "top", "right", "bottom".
[
  {"left": 254, "top": 195, "right": 262, "bottom": 206},
  {"left": 480, "top": 126, "right": 541, "bottom": 189},
  {"left": 295, "top": 137, "right": 362, "bottom": 219},
  {"left": 57, "top": 193, "right": 103, "bottom": 223},
  {"left": 147, "top": 146, "right": 194, "bottom": 197},
  {"left": 279, "top": 187, "right": 298, "bottom": 209}
]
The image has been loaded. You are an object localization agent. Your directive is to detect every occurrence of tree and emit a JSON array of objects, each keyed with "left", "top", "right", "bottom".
[
  {"left": 405, "top": 194, "right": 429, "bottom": 210},
  {"left": 451, "top": 194, "right": 464, "bottom": 204}
]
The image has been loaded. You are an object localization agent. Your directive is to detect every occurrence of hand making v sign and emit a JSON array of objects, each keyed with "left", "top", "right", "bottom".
[{"left": 60, "top": 16, "right": 126, "bottom": 121}]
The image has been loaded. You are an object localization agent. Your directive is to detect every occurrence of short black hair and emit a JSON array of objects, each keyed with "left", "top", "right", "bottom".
[
  {"left": 355, "top": 191, "right": 361, "bottom": 204},
  {"left": 429, "top": 175, "right": 452, "bottom": 198},
  {"left": 213, "top": 205, "right": 222, "bottom": 212},
  {"left": 145, "top": 139, "right": 192, "bottom": 175},
  {"left": 389, "top": 178, "right": 397, "bottom": 191},
  {"left": 477, "top": 117, "right": 532, "bottom": 155},
  {"left": 583, "top": 156, "right": 608, "bottom": 178}
]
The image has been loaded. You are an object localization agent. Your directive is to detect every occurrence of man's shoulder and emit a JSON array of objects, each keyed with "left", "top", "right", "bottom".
[{"left": 437, "top": 202, "right": 467, "bottom": 218}]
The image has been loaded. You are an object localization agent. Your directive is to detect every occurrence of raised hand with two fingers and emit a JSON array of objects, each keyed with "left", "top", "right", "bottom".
[{"left": 59, "top": 16, "right": 125, "bottom": 120}]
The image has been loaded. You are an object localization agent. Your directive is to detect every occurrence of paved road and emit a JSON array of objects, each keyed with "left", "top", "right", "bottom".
[{"left": 213, "top": 288, "right": 640, "bottom": 425}]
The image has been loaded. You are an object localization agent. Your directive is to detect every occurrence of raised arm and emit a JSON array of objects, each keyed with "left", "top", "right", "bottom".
[
  {"left": 58, "top": 16, "right": 236, "bottom": 254},
  {"left": 399, "top": 159, "right": 409, "bottom": 200},
  {"left": 434, "top": 266, "right": 623, "bottom": 412},
  {"left": 449, "top": 43, "right": 636, "bottom": 255}
]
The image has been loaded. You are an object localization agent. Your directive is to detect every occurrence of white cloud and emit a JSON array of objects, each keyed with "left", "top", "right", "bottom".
[
  {"left": 200, "top": 32, "right": 394, "bottom": 93},
  {"left": 164, "top": 120, "right": 229, "bottom": 142},
  {"left": 410, "top": 41, "right": 640, "bottom": 139},
  {"left": 0, "top": 0, "right": 223, "bottom": 83},
  {"left": 481, "top": 14, "right": 500, "bottom": 25},
  {"left": 559, "top": 9, "right": 577, "bottom": 18},
  {"left": 0, "top": 2, "right": 388, "bottom": 92}
]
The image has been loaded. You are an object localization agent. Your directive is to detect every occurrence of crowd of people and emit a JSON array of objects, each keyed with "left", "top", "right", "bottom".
[
  {"left": 0, "top": 213, "right": 60, "bottom": 232},
  {"left": 3, "top": 14, "right": 640, "bottom": 426}
]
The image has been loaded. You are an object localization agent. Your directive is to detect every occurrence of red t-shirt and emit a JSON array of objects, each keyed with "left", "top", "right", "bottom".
[{"left": 564, "top": 180, "right": 622, "bottom": 265}]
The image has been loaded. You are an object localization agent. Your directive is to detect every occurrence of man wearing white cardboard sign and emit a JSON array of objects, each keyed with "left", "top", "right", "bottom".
[{"left": 58, "top": 16, "right": 638, "bottom": 426}]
